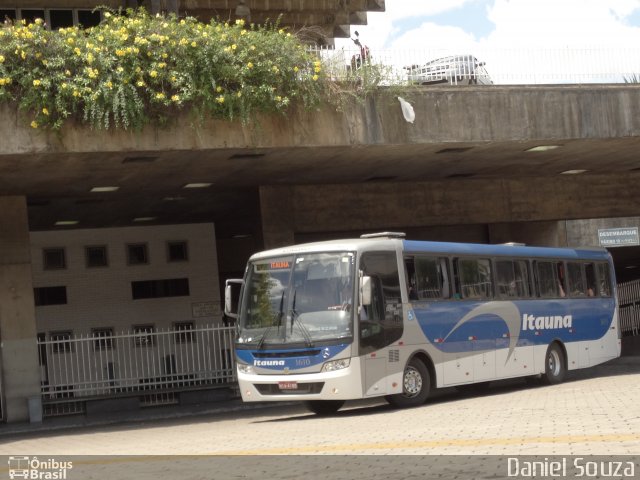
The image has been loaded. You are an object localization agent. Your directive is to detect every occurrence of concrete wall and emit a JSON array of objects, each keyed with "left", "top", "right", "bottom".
[
  {"left": 0, "top": 197, "right": 40, "bottom": 423},
  {"left": 259, "top": 173, "right": 640, "bottom": 249},
  {"left": 30, "top": 223, "right": 222, "bottom": 336},
  {"left": 4, "top": 85, "right": 640, "bottom": 155}
]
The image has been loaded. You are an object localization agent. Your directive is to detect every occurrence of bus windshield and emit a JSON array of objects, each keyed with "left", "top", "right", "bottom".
[{"left": 237, "top": 252, "right": 355, "bottom": 347}]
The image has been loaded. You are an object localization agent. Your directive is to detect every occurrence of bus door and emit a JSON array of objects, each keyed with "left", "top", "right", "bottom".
[{"left": 359, "top": 252, "right": 403, "bottom": 396}]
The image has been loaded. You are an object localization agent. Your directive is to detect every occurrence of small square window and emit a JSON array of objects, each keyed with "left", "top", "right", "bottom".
[
  {"left": 168, "top": 241, "right": 189, "bottom": 262},
  {"left": 34, "top": 286, "right": 67, "bottom": 306},
  {"left": 20, "top": 9, "right": 45, "bottom": 24},
  {"left": 127, "top": 243, "right": 148, "bottom": 265},
  {"left": 77, "top": 9, "right": 101, "bottom": 28},
  {"left": 43, "top": 248, "right": 66, "bottom": 270},
  {"left": 50, "top": 331, "right": 73, "bottom": 353},
  {"left": 134, "top": 325, "right": 155, "bottom": 347},
  {"left": 92, "top": 328, "right": 114, "bottom": 350},
  {"left": 49, "top": 9, "right": 74, "bottom": 29},
  {"left": 85, "top": 245, "right": 108, "bottom": 268},
  {"left": 174, "top": 321, "right": 194, "bottom": 344},
  {"left": 0, "top": 10, "right": 17, "bottom": 23}
]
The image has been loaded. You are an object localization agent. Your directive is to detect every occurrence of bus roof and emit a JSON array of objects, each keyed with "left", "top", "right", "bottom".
[
  {"left": 249, "top": 236, "right": 611, "bottom": 262},
  {"left": 403, "top": 240, "right": 610, "bottom": 261}
]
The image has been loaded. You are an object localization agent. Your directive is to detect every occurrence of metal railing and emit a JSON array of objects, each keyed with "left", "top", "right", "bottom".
[
  {"left": 619, "top": 305, "right": 640, "bottom": 337},
  {"left": 38, "top": 325, "right": 236, "bottom": 403},
  {"left": 618, "top": 279, "right": 640, "bottom": 307},
  {"left": 617, "top": 279, "right": 640, "bottom": 336},
  {"left": 312, "top": 46, "right": 640, "bottom": 85}
]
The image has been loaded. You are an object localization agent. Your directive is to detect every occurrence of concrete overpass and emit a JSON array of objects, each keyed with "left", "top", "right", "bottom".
[
  {"left": 3, "top": 84, "right": 640, "bottom": 239},
  {"left": 2, "top": 83, "right": 640, "bottom": 422},
  {"left": 4, "top": 0, "right": 386, "bottom": 43}
]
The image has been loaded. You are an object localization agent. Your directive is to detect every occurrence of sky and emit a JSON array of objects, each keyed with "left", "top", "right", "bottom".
[{"left": 333, "top": 0, "right": 640, "bottom": 83}]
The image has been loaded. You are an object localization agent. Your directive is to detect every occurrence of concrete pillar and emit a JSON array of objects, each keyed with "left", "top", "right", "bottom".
[
  {"left": 259, "top": 186, "right": 296, "bottom": 249},
  {"left": 488, "top": 220, "right": 568, "bottom": 247},
  {"left": 0, "top": 196, "right": 40, "bottom": 423}
]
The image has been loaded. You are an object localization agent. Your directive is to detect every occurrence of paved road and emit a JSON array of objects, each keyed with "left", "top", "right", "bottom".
[{"left": 0, "top": 360, "right": 638, "bottom": 478}]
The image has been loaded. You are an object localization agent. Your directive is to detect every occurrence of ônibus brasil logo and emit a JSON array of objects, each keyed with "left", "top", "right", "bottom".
[{"left": 8, "top": 456, "right": 73, "bottom": 479}]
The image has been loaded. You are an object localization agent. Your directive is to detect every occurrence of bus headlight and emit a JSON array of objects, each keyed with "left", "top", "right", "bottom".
[
  {"left": 237, "top": 363, "right": 254, "bottom": 374},
  {"left": 321, "top": 359, "right": 350, "bottom": 372}
]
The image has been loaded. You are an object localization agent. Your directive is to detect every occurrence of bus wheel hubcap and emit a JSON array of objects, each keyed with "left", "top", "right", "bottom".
[
  {"left": 404, "top": 367, "right": 422, "bottom": 397},
  {"left": 548, "top": 350, "right": 560, "bottom": 376}
]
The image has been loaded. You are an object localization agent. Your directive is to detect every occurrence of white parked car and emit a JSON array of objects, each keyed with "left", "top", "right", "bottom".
[{"left": 405, "top": 55, "right": 493, "bottom": 85}]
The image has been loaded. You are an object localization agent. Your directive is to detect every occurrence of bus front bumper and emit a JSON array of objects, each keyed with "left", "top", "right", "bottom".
[{"left": 237, "top": 362, "right": 362, "bottom": 402}]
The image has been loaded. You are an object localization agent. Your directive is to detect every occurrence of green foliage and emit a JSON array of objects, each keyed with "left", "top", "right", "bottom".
[{"left": 0, "top": 9, "right": 326, "bottom": 130}]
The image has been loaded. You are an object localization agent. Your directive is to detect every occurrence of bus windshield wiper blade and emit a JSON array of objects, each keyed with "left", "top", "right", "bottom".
[
  {"left": 290, "top": 291, "right": 314, "bottom": 347},
  {"left": 257, "top": 292, "right": 284, "bottom": 349}
]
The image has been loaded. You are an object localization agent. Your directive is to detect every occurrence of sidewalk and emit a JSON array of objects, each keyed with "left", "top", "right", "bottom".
[
  {"left": 0, "top": 397, "right": 294, "bottom": 438},
  {"left": 1, "top": 355, "right": 638, "bottom": 438}
]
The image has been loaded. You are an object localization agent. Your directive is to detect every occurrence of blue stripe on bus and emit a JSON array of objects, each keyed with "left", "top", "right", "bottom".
[
  {"left": 236, "top": 344, "right": 349, "bottom": 371},
  {"left": 412, "top": 299, "right": 615, "bottom": 354}
]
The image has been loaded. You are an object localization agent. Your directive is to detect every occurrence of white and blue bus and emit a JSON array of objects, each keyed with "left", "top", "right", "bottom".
[{"left": 225, "top": 232, "right": 620, "bottom": 415}]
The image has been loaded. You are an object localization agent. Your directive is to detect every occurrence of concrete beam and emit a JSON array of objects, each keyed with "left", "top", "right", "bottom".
[
  {"left": 260, "top": 171, "right": 640, "bottom": 240},
  {"left": 488, "top": 221, "right": 569, "bottom": 247},
  {"left": 4, "top": 85, "right": 640, "bottom": 156},
  {"left": 0, "top": 1, "right": 123, "bottom": 7},
  {"left": 186, "top": 8, "right": 347, "bottom": 25},
  {"left": 182, "top": 0, "right": 377, "bottom": 13},
  {"left": 0, "top": 196, "right": 41, "bottom": 423}
]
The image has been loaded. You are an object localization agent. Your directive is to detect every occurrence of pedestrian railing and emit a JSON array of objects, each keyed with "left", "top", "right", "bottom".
[
  {"left": 617, "top": 279, "right": 640, "bottom": 336},
  {"left": 311, "top": 46, "right": 640, "bottom": 86},
  {"left": 619, "top": 306, "right": 640, "bottom": 337},
  {"left": 37, "top": 324, "right": 236, "bottom": 409}
]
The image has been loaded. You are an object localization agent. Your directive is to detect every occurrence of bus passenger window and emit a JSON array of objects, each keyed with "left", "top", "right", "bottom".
[
  {"left": 585, "top": 263, "right": 596, "bottom": 296},
  {"left": 567, "top": 262, "right": 586, "bottom": 297},
  {"left": 405, "top": 256, "right": 450, "bottom": 301},
  {"left": 514, "top": 260, "right": 531, "bottom": 297},
  {"left": 496, "top": 260, "right": 518, "bottom": 298},
  {"left": 496, "top": 260, "right": 530, "bottom": 299},
  {"left": 536, "top": 261, "right": 565, "bottom": 298},
  {"left": 404, "top": 257, "right": 418, "bottom": 301},
  {"left": 596, "top": 263, "right": 612, "bottom": 297},
  {"left": 455, "top": 258, "right": 492, "bottom": 300}
]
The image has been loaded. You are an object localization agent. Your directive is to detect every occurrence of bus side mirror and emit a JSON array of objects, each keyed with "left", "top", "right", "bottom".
[
  {"left": 360, "top": 275, "right": 372, "bottom": 306},
  {"left": 224, "top": 279, "right": 243, "bottom": 319}
]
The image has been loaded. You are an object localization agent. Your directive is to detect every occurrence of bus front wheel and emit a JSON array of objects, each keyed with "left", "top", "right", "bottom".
[
  {"left": 543, "top": 343, "right": 566, "bottom": 385},
  {"left": 385, "top": 358, "right": 431, "bottom": 408},
  {"left": 305, "top": 400, "right": 345, "bottom": 416}
]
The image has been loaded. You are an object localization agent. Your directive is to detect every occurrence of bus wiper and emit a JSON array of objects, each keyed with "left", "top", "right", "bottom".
[
  {"left": 290, "top": 290, "right": 314, "bottom": 347},
  {"left": 257, "top": 292, "right": 284, "bottom": 350}
]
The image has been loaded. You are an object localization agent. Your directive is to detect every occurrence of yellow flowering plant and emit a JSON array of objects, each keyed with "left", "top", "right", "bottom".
[{"left": 0, "top": 9, "right": 326, "bottom": 130}]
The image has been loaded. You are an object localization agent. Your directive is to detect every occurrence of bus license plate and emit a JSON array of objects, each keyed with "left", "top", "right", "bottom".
[{"left": 278, "top": 381, "right": 298, "bottom": 390}]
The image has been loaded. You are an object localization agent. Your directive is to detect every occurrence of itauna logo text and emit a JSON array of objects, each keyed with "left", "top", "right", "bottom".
[
  {"left": 254, "top": 360, "right": 285, "bottom": 366},
  {"left": 522, "top": 314, "right": 572, "bottom": 331}
]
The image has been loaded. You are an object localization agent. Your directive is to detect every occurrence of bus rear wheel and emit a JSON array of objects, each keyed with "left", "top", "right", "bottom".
[
  {"left": 543, "top": 343, "right": 566, "bottom": 385},
  {"left": 305, "top": 400, "right": 345, "bottom": 416},
  {"left": 385, "top": 358, "right": 431, "bottom": 408}
]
